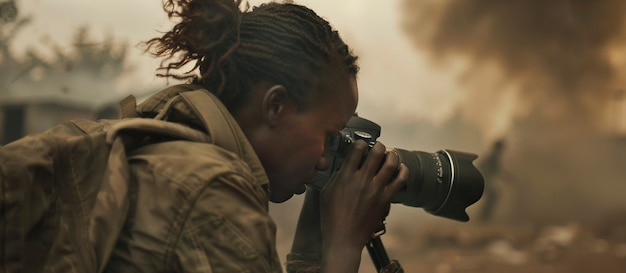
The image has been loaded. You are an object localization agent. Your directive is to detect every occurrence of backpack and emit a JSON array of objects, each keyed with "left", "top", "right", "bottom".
[{"left": 0, "top": 87, "right": 244, "bottom": 273}]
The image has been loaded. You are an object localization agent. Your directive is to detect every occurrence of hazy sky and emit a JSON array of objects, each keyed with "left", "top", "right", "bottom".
[{"left": 13, "top": 0, "right": 465, "bottom": 126}]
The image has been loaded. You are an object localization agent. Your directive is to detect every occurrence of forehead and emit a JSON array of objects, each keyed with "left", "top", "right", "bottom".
[{"left": 310, "top": 75, "right": 358, "bottom": 127}]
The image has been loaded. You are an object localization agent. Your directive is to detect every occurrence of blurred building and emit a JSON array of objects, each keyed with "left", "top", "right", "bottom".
[{"left": 0, "top": 85, "right": 159, "bottom": 145}]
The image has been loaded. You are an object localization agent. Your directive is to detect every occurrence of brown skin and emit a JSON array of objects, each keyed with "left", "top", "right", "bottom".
[
  {"left": 291, "top": 139, "right": 408, "bottom": 273},
  {"left": 234, "top": 74, "right": 408, "bottom": 273},
  {"left": 234, "top": 75, "right": 358, "bottom": 203}
]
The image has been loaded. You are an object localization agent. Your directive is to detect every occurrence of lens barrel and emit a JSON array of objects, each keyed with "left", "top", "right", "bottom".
[{"left": 392, "top": 149, "right": 484, "bottom": 222}]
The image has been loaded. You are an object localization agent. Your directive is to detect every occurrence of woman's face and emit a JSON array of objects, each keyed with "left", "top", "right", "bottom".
[{"left": 254, "top": 75, "right": 358, "bottom": 203}]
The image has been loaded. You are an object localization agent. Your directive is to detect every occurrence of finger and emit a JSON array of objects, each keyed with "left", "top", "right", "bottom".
[
  {"left": 341, "top": 139, "right": 369, "bottom": 171},
  {"left": 372, "top": 151, "right": 400, "bottom": 188},
  {"left": 359, "top": 141, "right": 386, "bottom": 175},
  {"left": 383, "top": 202, "right": 391, "bottom": 218},
  {"left": 386, "top": 163, "right": 409, "bottom": 199}
]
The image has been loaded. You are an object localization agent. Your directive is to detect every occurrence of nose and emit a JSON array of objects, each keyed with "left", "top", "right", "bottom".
[{"left": 315, "top": 153, "right": 331, "bottom": 171}]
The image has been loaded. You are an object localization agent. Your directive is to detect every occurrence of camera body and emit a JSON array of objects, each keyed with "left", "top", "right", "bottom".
[{"left": 311, "top": 115, "right": 484, "bottom": 222}]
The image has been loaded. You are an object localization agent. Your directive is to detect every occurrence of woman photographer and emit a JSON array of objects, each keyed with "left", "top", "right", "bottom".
[{"left": 107, "top": 0, "right": 408, "bottom": 272}]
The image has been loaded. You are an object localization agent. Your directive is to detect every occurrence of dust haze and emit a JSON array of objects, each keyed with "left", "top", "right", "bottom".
[
  {"left": 5, "top": 0, "right": 626, "bottom": 271},
  {"left": 398, "top": 0, "right": 626, "bottom": 226}
]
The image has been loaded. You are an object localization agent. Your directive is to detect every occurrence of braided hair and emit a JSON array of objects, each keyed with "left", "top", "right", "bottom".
[{"left": 144, "top": 0, "right": 359, "bottom": 111}]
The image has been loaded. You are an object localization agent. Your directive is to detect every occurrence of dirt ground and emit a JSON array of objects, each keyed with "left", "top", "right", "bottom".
[
  {"left": 271, "top": 200, "right": 626, "bottom": 273},
  {"left": 377, "top": 219, "right": 626, "bottom": 273}
]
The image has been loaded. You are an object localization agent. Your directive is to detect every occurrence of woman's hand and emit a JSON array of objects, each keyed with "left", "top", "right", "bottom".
[{"left": 319, "top": 140, "right": 408, "bottom": 272}]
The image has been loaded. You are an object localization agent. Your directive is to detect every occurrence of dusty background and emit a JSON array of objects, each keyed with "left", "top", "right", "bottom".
[
  {"left": 272, "top": 188, "right": 626, "bottom": 273},
  {"left": 4, "top": 0, "right": 626, "bottom": 272}
]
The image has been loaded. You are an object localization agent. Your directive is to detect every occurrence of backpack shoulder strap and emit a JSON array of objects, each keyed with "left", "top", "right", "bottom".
[
  {"left": 119, "top": 95, "right": 139, "bottom": 119},
  {"left": 178, "top": 90, "right": 244, "bottom": 157},
  {"left": 115, "top": 86, "right": 243, "bottom": 157},
  {"left": 104, "top": 118, "right": 211, "bottom": 145}
]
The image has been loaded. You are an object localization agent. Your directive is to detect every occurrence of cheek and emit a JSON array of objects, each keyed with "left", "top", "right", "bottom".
[
  {"left": 289, "top": 138, "right": 326, "bottom": 168},
  {"left": 281, "top": 126, "right": 324, "bottom": 154}
]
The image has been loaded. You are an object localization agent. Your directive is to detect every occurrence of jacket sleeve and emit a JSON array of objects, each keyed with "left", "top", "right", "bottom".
[
  {"left": 105, "top": 141, "right": 281, "bottom": 273},
  {"left": 174, "top": 173, "right": 283, "bottom": 273}
]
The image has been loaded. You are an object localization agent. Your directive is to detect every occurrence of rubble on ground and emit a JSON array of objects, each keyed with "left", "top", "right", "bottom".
[{"left": 377, "top": 213, "right": 626, "bottom": 273}]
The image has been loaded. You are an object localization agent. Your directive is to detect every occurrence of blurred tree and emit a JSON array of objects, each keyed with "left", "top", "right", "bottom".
[
  {"left": 31, "top": 26, "right": 131, "bottom": 97},
  {"left": 0, "top": 0, "right": 31, "bottom": 88},
  {"left": 0, "top": 0, "right": 17, "bottom": 23},
  {"left": 1, "top": 0, "right": 133, "bottom": 109},
  {"left": 1, "top": 0, "right": 135, "bottom": 144}
]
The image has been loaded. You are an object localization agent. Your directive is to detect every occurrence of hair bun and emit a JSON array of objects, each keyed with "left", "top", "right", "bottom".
[{"left": 146, "top": 0, "right": 245, "bottom": 79}]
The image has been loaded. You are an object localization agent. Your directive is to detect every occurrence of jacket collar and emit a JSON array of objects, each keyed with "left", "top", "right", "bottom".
[{"left": 136, "top": 84, "right": 271, "bottom": 192}]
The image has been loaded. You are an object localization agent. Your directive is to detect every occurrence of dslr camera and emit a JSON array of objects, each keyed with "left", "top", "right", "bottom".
[{"left": 311, "top": 114, "right": 484, "bottom": 222}]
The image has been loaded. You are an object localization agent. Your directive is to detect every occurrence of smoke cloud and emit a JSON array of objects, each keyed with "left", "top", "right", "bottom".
[{"left": 400, "top": 0, "right": 626, "bottom": 225}]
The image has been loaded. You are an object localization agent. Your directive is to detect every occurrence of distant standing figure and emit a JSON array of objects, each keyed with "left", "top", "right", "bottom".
[{"left": 479, "top": 139, "right": 507, "bottom": 222}]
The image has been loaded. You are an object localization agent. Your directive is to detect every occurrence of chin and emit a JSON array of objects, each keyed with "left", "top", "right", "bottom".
[{"left": 269, "top": 192, "right": 293, "bottom": 203}]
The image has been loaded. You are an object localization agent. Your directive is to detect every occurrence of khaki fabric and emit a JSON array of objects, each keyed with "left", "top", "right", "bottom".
[
  {"left": 106, "top": 84, "right": 280, "bottom": 273},
  {"left": 1, "top": 118, "right": 139, "bottom": 273},
  {"left": 0, "top": 84, "right": 281, "bottom": 273},
  {"left": 105, "top": 141, "right": 281, "bottom": 273}
]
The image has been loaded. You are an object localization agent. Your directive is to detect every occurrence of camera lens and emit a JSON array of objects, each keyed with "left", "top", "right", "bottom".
[
  {"left": 312, "top": 115, "right": 484, "bottom": 222},
  {"left": 391, "top": 149, "right": 484, "bottom": 222}
]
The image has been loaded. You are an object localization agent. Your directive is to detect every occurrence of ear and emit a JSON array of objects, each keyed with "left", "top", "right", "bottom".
[{"left": 261, "top": 85, "right": 290, "bottom": 127}]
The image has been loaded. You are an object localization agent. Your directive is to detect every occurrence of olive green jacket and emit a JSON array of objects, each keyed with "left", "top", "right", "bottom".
[{"left": 1, "top": 84, "right": 282, "bottom": 273}]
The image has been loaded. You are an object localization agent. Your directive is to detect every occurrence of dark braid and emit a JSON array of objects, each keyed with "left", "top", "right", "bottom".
[{"left": 143, "top": 0, "right": 359, "bottom": 111}]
